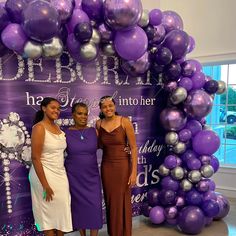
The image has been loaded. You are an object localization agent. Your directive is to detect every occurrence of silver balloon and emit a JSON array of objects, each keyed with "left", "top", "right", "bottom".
[
  {"left": 158, "top": 164, "right": 170, "bottom": 176},
  {"left": 42, "top": 37, "right": 63, "bottom": 58},
  {"left": 203, "top": 125, "right": 212, "bottom": 130},
  {"left": 24, "top": 41, "right": 42, "bottom": 59},
  {"left": 180, "top": 179, "right": 193, "bottom": 191},
  {"left": 216, "top": 81, "right": 226, "bottom": 94},
  {"left": 80, "top": 42, "right": 97, "bottom": 62},
  {"left": 171, "top": 166, "right": 184, "bottom": 180},
  {"left": 102, "top": 43, "right": 116, "bottom": 56},
  {"left": 90, "top": 28, "right": 101, "bottom": 45},
  {"left": 173, "top": 142, "right": 186, "bottom": 154},
  {"left": 188, "top": 170, "right": 202, "bottom": 183},
  {"left": 170, "top": 87, "right": 188, "bottom": 105},
  {"left": 138, "top": 9, "right": 149, "bottom": 27},
  {"left": 165, "top": 132, "right": 179, "bottom": 145},
  {"left": 201, "top": 164, "right": 214, "bottom": 178}
]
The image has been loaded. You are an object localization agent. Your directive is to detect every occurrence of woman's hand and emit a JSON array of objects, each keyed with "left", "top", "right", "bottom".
[
  {"left": 128, "top": 171, "right": 137, "bottom": 187},
  {"left": 43, "top": 186, "right": 54, "bottom": 202}
]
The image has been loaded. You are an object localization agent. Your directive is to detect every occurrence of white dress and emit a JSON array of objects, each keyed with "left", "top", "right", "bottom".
[{"left": 29, "top": 128, "right": 72, "bottom": 232}]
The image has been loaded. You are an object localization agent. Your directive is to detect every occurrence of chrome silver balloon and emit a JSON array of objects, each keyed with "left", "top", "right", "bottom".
[
  {"left": 24, "top": 41, "right": 42, "bottom": 59},
  {"left": 138, "top": 9, "right": 149, "bottom": 27},
  {"left": 102, "top": 43, "right": 116, "bottom": 56},
  {"left": 165, "top": 132, "right": 179, "bottom": 145},
  {"left": 201, "top": 164, "right": 214, "bottom": 178},
  {"left": 80, "top": 42, "right": 97, "bottom": 62},
  {"left": 171, "top": 166, "right": 184, "bottom": 180},
  {"left": 173, "top": 142, "right": 186, "bottom": 154},
  {"left": 170, "top": 87, "right": 188, "bottom": 105},
  {"left": 188, "top": 170, "right": 202, "bottom": 183},
  {"left": 180, "top": 179, "right": 193, "bottom": 191},
  {"left": 90, "top": 28, "right": 101, "bottom": 45},
  {"left": 158, "top": 164, "right": 170, "bottom": 176},
  {"left": 216, "top": 81, "right": 226, "bottom": 94},
  {"left": 42, "top": 37, "right": 63, "bottom": 58}
]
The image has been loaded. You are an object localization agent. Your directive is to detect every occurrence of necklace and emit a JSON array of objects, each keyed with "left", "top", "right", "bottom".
[{"left": 76, "top": 127, "right": 87, "bottom": 140}]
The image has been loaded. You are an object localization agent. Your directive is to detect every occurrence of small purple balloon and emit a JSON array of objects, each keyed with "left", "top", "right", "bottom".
[
  {"left": 81, "top": 0, "right": 103, "bottom": 21},
  {"left": 147, "top": 188, "right": 160, "bottom": 207},
  {"left": 181, "top": 150, "right": 197, "bottom": 163},
  {"left": 150, "top": 24, "right": 166, "bottom": 44},
  {"left": 184, "top": 90, "right": 213, "bottom": 119},
  {"left": 204, "top": 80, "right": 219, "bottom": 94},
  {"left": 161, "top": 176, "right": 179, "bottom": 191},
  {"left": 178, "top": 77, "right": 193, "bottom": 91},
  {"left": 114, "top": 26, "right": 148, "bottom": 60},
  {"left": 186, "top": 190, "right": 203, "bottom": 206},
  {"left": 162, "top": 10, "right": 183, "bottom": 33},
  {"left": 202, "top": 199, "right": 220, "bottom": 218},
  {"left": 210, "top": 156, "right": 220, "bottom": 172},
  {"left": 177, "top": 206, "right": 205, "bottom": 234},
  {"left": 1, "top": 23, "right": 27, "bottom": 53},
  {"left": 192, "top": 130, "right": 220, "bottom": 155},
  {"left": 191, "top": 71, "right": 206, "bottom": 89},
  {"left": 155, "top": 47, "right": 172, "bottom": 65},
  {"left": 185, "top": 119, "right": 202, "bottom": 136},
  {"left": 141, "top": 202, "right": 152, "bottom": 217},
  {"left": 164, "top": 206, "right": 178, "bottom": 219},
  {"left": 0, "top": 7, "right": 10, "bottom": 31},
  {"left": 104, "top": 0, "right": 142, "bottom": 31},
  {"left": 149, "top": 206, "right": 165, "bottom": 224},
  {"left": 164, "top": 155, "right": 178, "bottom": 169},
  {"left": 196, "top": 179, "right": 210, "bottom": 193},
  {"left": 51, "top": 0, "right": 73, "bottom": 23},
  {"left": 208, "top": 179, "right": 216, "bottom": 191},
  {"left": 181, "top": 59, "right": 197, "bottom": 77},
  {"left": 199, "top": 155, "right": 212, "bottom": 165},
  {"left": 160, "top": 107, "right": 187, "bottom": 131},
  {"left": 175, "top": 196, "right": 185, "bottom": 208},
  {"left": 149, "top": 9, "right": 163, "bottom": 26},
  {"left": 187, "top": 35, "right": 195, "bottom": 53},
  {"left": 159, "top": 189, "right": 176, "bottom": 206},
  {"left": 203, "top": 190, "right": 217, "bottom": 201},
  {"left": 214, "top": 194, "right": 230, "bottom": 220},
  {"left": 178, "top": 128, "right": 192, "bottom": 142},
  {"left": 165, "top": 62, "right": 182, "bottom": 80},
  {"left": 186, "top": 158, "right": 201, "bottom": 170},
  {"left": 164, "top": 81, "right": 177, "bottom": 92},
  {"left": 5, "top": 0, "right": 27, "bottom": 23}
]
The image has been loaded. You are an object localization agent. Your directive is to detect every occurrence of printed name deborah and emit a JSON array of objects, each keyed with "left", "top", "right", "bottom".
[{"left": 118, "top": 96, "right": 156, "bottom": 106}]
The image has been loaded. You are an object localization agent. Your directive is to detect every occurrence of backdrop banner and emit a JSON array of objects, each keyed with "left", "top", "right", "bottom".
[{"left": 0, "top": 52, "right": 167, "bottom": 235}]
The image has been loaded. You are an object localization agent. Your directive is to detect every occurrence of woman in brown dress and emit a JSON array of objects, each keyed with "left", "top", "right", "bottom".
[{"left": 96, "top": 96, "right": 137, "bottom": 236}]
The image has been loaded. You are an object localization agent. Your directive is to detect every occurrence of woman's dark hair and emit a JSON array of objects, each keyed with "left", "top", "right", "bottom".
[
  {"left": 72, "top": 102, "right": 88, "bottom": 113},
  {"left": 33, "top": 97, "right": 59, "bottom": 125},
  {"left": 98, "top": 96, "right": 118, "bottom": 119}
]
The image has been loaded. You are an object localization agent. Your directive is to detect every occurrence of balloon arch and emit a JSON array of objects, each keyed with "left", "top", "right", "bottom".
[{"left": 0, "top": 0, "right": 230, "bottom": 235}]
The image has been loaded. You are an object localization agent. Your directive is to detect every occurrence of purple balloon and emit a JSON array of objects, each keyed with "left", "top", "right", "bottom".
[
  {"left": 186, "top": 190, "right": 203, "bottom": 206},
  {"left": 67, "top": 8, "right": 89, "bottom": 33},
  {"left": 202, "top": 199, "right": 220, "bottom": 218},
  {"left": 155, "top": 47, "right": 172, "bottom": 65},
  {"left": 164, "top": 81, "right": 177, "bottom": 92},
  {"left": 150, "top": 24, "right": 166, "bottom": 44},
  {"left": 74, "top": 0, "right": 82, "bottom": 9},
  {"left": 0, "top": 6, "right": 10, "bottom": 31},
  {"left": 104, "top": 0, "right": 142, "bottom": 31},
  {"left": 114, "top": 26, "right": 148, "bottom": 60},
  {"left": 203, "top": 190, "right": 217, "bottom": 201},
  {"left": 164, "top": 155, "right": 178, "bottom": 169},
  {"left": 162, "top": 10, "right": 183, "bottom": 33},
  {"left": 51, "top": 0, "right": 73, "bottom": 23},
  {"left": 160, "top": 107, "right": 187, "bottom": 131},
  {"left": 164, "top": 30, "right": 189, "bottom": 60},
  {"left": 181, "top": 60, "right": 197, "bottom": 77},
  {"left": 184, "top": 90, "right": 213, "bottom": 119},
  {"left": 199, "top": 155, "right": 212, "bottom": 165},
  {"left": 181, "top": 150, "right": 197, "bottom": 163},
  {"left": 141, "top": 202, "right": 152, "bottom": 217},
  {"left": 178, "top": 77, "right": 193, "bottom": 91},
  {"left": 5, "top": 0, "right": 27, "bottom": 23},
  {"left": 191, "top": 71, "right": 206, "bottom": 89},
  {"left": 161, "top": 176, "right": 179, "bottom": 191},
  {"left": 149, "top": 9, "right": 163, "bottom": 26},
  {"left": 165, "top": 62, "right": 182, "bottom": 80},
  {"left": 185, "top": 119, "right": 202, "bottom": 136},
  {"left": 74, "top": 22, "right": 93, "bottom": 43},
  {"left": 187, "top": 158, "right": 201, "bottom": 170},
  {"left": 196, "top": 179, "right": 210, "bottom": 193},
  {"left": 66, "top": 33, "right": 81, "bottom": 60},
  {"left": 23, "top": 0, "right": 60, "bottom": 42},
  {"left": 210, "top": 156, "right": 220, "bottom": 172},
  {"left": 190, "top": 59, "right": 202, "bottom": 72},
  {"left": 164, "top": 206, "right": 178, "bottom": 219},
  {"left": 1, "top": 23, "right": 27, "bottom": 53},
  {"left": 204, "top": 80, "right": 219, "bottom": 94},
  {"left": 98, "top": 23, "right": 114, "bottom": 43},
  {"left": 187, "top": 35, "right": 195, "bottom": 53},
  {"left": 192, "top": 130, "right": 220, "bottom": 155},
  {"left": 121, "top": 51, "right": 150, "bottom": 77},
  {"left": 175, "top": 196, "right": 185, "bottom": 208},
  {"left": 149, "top": 206, "right": 165, "bottom": 224},
  {"left": 177, "top": 206, "right": 205, "bottom": 234},
  {"left": 147, "top": 188, "right": 160, "bottom": 207},
  {"left": 208, "top": 180, "right": 216, "bottom": 191},
  {"left": 81, "top": 0, "right": 103, "bottom": 21},
  {"left": 178, "top": 128, "right": 192, "bottom": 142},
  {"left": 214, "top": 194, "right": 230, "bottom": 220},
  {"left": 159, "top": 189, "right": 176, "bottom": 206}
]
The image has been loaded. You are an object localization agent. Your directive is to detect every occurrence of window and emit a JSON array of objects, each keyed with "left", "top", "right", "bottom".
[{"left": 203, "top": 64, "right": 236, "bottom": 166}]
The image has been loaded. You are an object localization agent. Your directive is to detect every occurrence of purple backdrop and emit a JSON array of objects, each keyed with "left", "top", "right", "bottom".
[{"left": 0, "top": 51, "right": 167, "bottom": 235}]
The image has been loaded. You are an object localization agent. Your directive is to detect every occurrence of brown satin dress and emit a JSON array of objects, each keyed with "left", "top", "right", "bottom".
[{"left": 98, "top": 119, "right": 132, "bottom": 236}]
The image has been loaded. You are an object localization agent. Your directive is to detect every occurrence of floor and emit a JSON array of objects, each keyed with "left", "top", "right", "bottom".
[{"left": 68, "top": 198, "right": 236, "bottom": 236}]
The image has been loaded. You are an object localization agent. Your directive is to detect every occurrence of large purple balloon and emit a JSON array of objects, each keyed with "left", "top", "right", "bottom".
[
  {"left": 82, "top": 0, "right": 103, "bottom": 21},
  {"left": 162, "top": 10, "right": 183, "bottom": 33},
  {"left": 51, "top": 0, "right": 73, "bottom": 23},
  {"left": 114, "top": 26, "right": 148, "bottom": 60},
  {"left": 67, "top": 8, "right": 89, "bottom": 33},
  {"left": 1, "top": 23, "right": 27, "bottom": 53},
  {"left": 0, "top": 6, "right": 10, "bottom": 31},
  {"left": 121, "top": 51, "right": 150, "bottom": 77},
  {"left": 104, "top": 0, "right": 142, "bottom": 31},
  {"left": 202, "top": 199, "right": 220, "bottom": 218},
  {"left": 160, "top": 107, "right": 187, "bottom": 131},
  {"left": 184, "top": 90, "right": 213, "bottom": 119},
  {"left": 192, "top": 130, "right": 220, "bottom": 155},
  {"left": 164, "top": 29, "right": 189, "bottom": 60},
  {"left": 5, "top": 0, "right": 27, "bottom": 23},
  {"left": 147, "top": 188, "right": 160, "bottom": 207},
  {"left": 23, "top": 0, "right": 60, "bottom": 42},
  {"left": 177, "top": 206, "right": 205, "bottom": 234},
  {"left": 149, "top": 206, "right": 165, "bottom": 224},
  {"left": 214, "top": 194, "right": 230, "bottom": 220}
]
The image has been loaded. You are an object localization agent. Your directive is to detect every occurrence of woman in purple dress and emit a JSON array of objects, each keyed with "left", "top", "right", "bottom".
[{"left": 64, "top": 102, "right": 103, "bottom": 236}]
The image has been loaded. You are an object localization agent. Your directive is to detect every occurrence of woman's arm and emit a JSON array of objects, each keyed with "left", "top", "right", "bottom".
[
  {"left": 31, "top": 124, "right": 54, "bottom": 201},
  {"left": 123, "top": 117, "right": 138, "bottom": 187}
]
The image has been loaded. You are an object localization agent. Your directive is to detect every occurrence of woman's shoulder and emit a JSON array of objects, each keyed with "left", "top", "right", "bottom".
[{"left": 32, "top": 122, "right": 45, "bottom": 131}]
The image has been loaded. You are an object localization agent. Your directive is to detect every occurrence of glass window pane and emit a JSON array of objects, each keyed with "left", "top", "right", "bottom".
[{"left": 225, "top": 145, "right": 236, "bottom": 165}]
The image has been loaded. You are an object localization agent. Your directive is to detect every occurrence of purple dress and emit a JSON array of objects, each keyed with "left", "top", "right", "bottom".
[{"left": 64, "top": 127, "right": 103, "bottom": 230}]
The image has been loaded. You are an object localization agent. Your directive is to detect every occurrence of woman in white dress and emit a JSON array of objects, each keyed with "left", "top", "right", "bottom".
[{"left": 29, "top": 97, "right": 72, "bottom": 236}]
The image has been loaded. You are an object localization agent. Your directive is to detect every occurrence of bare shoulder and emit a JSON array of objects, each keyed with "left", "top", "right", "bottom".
[
  {"left": 96, "top": 119, "right": 102, "bottom": 128},
  {"left": 32, "top": 122, "right": 45, "bottom": 134},
  {"left": 122, "top": 116, "right": 132, "bottom": 125}
]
